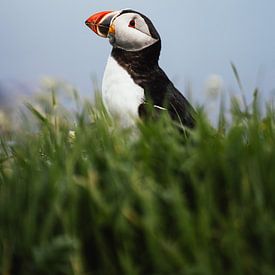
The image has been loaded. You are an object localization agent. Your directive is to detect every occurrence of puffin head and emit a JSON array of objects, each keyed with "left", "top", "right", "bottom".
[{"left": 85, "top": 9, "right": 160, "bottom": 52}]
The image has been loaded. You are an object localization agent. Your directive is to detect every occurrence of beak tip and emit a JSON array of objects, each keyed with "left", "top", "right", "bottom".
[
  {"left": 85, "top": 10, "right": 114, "bottom": 36},
  {"left": 85, "top": 21, "right": 91, "bottom": 28}
]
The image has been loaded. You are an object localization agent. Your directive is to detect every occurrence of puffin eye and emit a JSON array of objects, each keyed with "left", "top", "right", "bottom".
[{"left": 128, "top": 19, "right": 136, "bottom": 28}]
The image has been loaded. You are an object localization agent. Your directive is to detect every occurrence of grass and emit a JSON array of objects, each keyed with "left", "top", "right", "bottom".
[{"left": 1, "top": 86, "right": 275, "bottom": 275}]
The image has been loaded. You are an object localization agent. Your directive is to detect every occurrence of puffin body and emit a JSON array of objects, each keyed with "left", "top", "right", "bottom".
[{"left": 86, "top": 9, "right": 195, "bottom": 128}]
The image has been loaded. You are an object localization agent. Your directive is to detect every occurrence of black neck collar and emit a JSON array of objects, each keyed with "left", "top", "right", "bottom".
[{"left": 111, "top": 41, "right": 161, "bottom": 74}]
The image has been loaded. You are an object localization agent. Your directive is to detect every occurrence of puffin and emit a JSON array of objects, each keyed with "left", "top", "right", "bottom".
[{"left": 85, "top": 9, "right": 195, "bottom": 128}]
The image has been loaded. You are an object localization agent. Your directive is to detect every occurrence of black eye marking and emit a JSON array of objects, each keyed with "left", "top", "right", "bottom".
[{"left": 128, "top": 19, "right": 136, "bottom": 28}]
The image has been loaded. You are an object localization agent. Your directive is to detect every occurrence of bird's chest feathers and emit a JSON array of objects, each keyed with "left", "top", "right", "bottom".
[{"left": 102, "top": 56, "right": 144, "bottom": 125}]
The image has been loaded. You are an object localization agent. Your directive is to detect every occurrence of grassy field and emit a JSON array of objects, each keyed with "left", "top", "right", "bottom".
[{"left": 1, "top": 86, "right": 275, "bottom": 275}]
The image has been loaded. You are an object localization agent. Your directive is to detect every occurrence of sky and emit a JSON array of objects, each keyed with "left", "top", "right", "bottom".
[{"left": 1, "top": 0, "right": 275, "bottom": 107}]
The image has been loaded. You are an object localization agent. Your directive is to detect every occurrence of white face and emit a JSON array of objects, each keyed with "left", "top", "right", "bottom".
[{"left": 109, "top": 12, "right": 159, "bottom": 51}]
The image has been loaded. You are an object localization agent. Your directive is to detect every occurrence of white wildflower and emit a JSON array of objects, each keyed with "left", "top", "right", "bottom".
[
  {"left": 68, "top": 130, "right": 76, "bottom": 142},
  {"left": 205, "top": 74, "right": 223, "bottom": 99}
]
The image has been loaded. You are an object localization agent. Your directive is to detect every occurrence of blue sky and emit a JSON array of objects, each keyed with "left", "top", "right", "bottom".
[{"left": 1, "top": 0, "right": 275, "bottom": 105}]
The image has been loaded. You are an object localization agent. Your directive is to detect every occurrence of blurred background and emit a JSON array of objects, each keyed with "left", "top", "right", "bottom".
[{"left": 1, "top": 0, "right": 275, "bottom": 119}]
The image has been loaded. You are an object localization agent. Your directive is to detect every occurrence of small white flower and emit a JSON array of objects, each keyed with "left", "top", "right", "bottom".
[
  {"left": 205, "top": 74, "right": 223, "bottom": 99},
  {"left": 41, "top": 76, "right": 58, "bottom": 89},
  {"left": 68, "top": 130, "right": 76, "bottom": 141}
]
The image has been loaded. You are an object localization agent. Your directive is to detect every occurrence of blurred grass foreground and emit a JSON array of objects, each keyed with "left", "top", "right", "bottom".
[{"left": 1, "top": 80, "right": 275, "bottom": 275}]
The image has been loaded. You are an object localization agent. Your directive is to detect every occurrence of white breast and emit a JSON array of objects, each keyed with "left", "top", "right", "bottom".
[{"left": 102, "top": 56, "right": 144, "bottom": 127}]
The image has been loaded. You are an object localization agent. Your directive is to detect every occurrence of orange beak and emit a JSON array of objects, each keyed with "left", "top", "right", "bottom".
[{"left": 85, "top": 11, "right": 117, "bottom": 38}]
